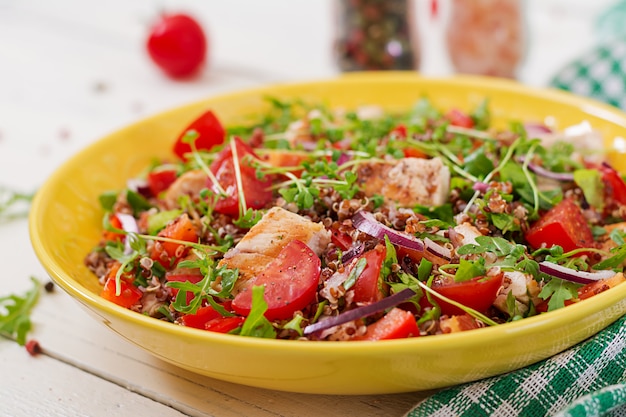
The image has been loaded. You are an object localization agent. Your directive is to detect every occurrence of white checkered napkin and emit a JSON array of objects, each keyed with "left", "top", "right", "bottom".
[
  {"left": 405, "top": 315, "right": 626, "bottom": 417},
  {"left": 551, "top": 39, "right": 626, "bottom": 111}
]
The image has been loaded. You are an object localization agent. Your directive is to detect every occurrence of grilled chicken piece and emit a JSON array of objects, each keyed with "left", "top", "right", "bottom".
[
  {"left": 219, "top": 207, "right": 331, "bottom": 292},
  {"left": 357, "top": 157, "right": 450, "bottom": 207},
  {"left": 163, "top": 169, "right": 207, "bottom": 209}
]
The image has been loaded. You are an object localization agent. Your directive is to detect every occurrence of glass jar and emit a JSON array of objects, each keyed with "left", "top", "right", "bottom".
[
  {"left": 445, "top": 0, "right": 525, "bottom": 78},
  {"left": 334, "top": 0, "right": 418, "bottom": 71}
]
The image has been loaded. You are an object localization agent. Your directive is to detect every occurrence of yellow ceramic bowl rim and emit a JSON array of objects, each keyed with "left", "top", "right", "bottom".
[{"left": 29, "top": 72, "right": 626, "bottom": 357}]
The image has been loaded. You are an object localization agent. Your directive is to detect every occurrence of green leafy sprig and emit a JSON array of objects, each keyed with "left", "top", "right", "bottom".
[{"left": 0, "top": 277, "right": 40, "bottom": 345}]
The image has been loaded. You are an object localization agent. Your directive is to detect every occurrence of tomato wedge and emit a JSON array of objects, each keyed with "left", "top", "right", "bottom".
[
  {"left": 100, "top": 264, "right": 142, "bottom": 309},
  {"left": 352, "top": 308, "right": 419, "bottom": 340},
  {"left": 166, "top": 273, "right": 203, "bottom": 304},
  {"left": 426, "top": 272, "right": 504, "bottom": 316},
  {"left": 180, "top": 304, "right": 222, "bottom": 329},
  {"left": 173, "top": 110, "right": 225, "bottom": 160},
  {"left": 600, "top": 164, "right": 626, "bottom": 207},
  {"left": 205, "top": 316, "right": 245, "bottom": 333},
  {"left": 352, "top": 246, "right": 386, "bottom": 304},
  {"left": 232, "top": 240, "right": 321, "bottom": 321},
  {"left": 209, "top": 137, "right": 273, "bottom": 217},
  {"left": 445, "top": 109, "right": 475, "bottom": 128},
  {"left": 147, "top": 168, "right": 178, "bottom": 197},
  {"left": 150, "top": 214, "right": 198, "bottom": 266},
  {"left": 102, "top": 213, "right": 125, "bottom": 243},
  {"left": 525, "top": 198, "right": 594, "bottom": 252}
]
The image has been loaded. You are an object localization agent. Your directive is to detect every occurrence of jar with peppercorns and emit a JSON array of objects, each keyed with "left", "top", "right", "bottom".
[{"left": 334, "top": 0, "right": 418, "bottom": 71}]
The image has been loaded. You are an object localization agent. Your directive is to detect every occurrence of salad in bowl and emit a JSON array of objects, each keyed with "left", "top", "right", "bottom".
[
  {"left": 84, "top": 94, "right": 626, "bottom": 342},
  {"left": 31, "top": 73, "right": 626, "bottom": 394}
]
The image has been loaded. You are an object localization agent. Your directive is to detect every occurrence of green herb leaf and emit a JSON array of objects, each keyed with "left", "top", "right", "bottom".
[
  {"left": 98, "top": 191, "right": 118, "bottom": 212},
  {"left": 574, "top": 169, "right": 604, "bottom": 210},
  {"left": 454, "top": 258, "right": 486, "bottom": 282},
  {"left": 344, "top": 258, "right": 367, "bottom": 290},
  {"left": 0, "top": 277, "right": 40, "bottom": 345},
  {"left": 239, "top": 286, "right": 276, "bottom": 339},
  {"left": 126, "top": 190, "right": 152, "bottom": 216},
  {"left": 147, "top": 210, "right": 181, "bottom": 235},
  {"left": 538, "top": 278, "right": 579, "bottom": 311},
  {"left": 417, "top": 259, "right": 433, "bottom": 282}
]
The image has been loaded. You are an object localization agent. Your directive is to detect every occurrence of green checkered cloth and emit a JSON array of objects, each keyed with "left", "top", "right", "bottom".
[
  {"left": 551, "top": 38, "right": 626, "bottom": 111},
  {"left": 406, "top": 315, "right": 626, "bottom": 417}
]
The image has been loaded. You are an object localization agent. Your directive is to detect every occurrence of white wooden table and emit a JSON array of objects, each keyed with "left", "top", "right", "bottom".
[{"left": 0, "top": 1, "right": 617, "bottom": 415}]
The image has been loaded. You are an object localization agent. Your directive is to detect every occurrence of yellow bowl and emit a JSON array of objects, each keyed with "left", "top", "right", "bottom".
[{"left": 29, "top": 72, "right": 626, "bottom": 395}]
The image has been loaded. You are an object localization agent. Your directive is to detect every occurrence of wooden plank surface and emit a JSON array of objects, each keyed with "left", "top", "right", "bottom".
[{"left": 0, "top": 1, "right": 618, "bottom": 416}]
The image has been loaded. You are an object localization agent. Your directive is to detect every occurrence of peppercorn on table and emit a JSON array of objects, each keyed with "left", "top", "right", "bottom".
[{"left": 0, "top": 1, "right": 622, "bottom": 416}]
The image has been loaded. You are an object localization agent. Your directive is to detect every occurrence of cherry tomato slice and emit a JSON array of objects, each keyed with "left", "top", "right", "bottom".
[
  {"left": 147, "top": 168, "right": 178, "bottom": 196},
  {"left": 445, "top": 109, "right": 475, "bottom": 128},
  {"left": 391, "top": 124, "right": 407, "bottom": 138},
  {"left": 102, "top": 214, "right": 125, "bottom": 243},
  {"left": 180, "top": 305, "right": 222, "bottom": 329},
  {"left": 173, "top": 110, "right": 225, "bottom": 160},
  {"left": 150, "top": 214, "right": 198, "bottom": 266},
  {"left": 352, "top": 246, "right": 387, "bottom": 304},
  {"left": 428, "top": 272, "right": 504, "bottom": 316},
  {"left": 330, "top": 224, "right": 353, "bottom": 251},
  {"left": 232, "top": 240, "right": 321, "bottom": 321},
  {"left": 600, "top": 164, "right": 626, "bottom": 207},
  {"left": 100, "top": 264, "right": 142, "bottom": 309},
  {"left": 525, "top": 198, "right": 594, "bottom": 252},
  {"left": 204, "top": 316, "right": 246, "bottom": 333},
  {"left": 166, "top": 273, "right": 203, "bottom": 305},
  {"left": 352, "top": 308, "right": 419, "bottom": 340},
  {"left": 209, "top": 137, "right": 272, "bottom": 217}
]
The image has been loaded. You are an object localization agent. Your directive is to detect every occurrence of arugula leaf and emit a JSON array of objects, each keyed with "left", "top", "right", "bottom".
[
  {"left": 470, "top": 99, "right": 491, "bottom": 130},
  {"left": 98, "top": 190, "right": 118, "bottom": 211},
  {"left": 454, "top": 258, "right": 486, "bottom": 282},
  {"left": 0, "top": 277, "right": 40, "bottom": 345},
  {"left": 417, "top": 259, "right": 433, "bottom": 282},
  {"left": 463, "top": 147, "right": 494, "bottom": 178},
  {"left": 282, "top": 315, "right": 305, "bottom": 337},
  {"left": 538, "top": 278, "right": 579, "bottom": 311},
  {"left": 239, "top": 286, "right": 276, "bottom": 338},
  {"left": 593, "top": 244, "right": 626, "bottom": 270},
  {"left": 490, "top": 212, "right": 521, "bottom": 234},
  {"left": 574, "top": 169, "right": 604, "bottom": 210},
  {"left": 126, "top": 190, "right": 152, "bottom": 216},
  {"left": 0, "top": 187, "right": 35, "bottom": 222},
  {"left": 414, "top": 203, "right": 454, "bottom": 224}
]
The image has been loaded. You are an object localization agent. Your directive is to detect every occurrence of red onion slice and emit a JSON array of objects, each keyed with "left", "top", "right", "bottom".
[
  {"left": 303, "top": 288, "right": 416, "bottom": 335},
  {"left": 539, "top": 261, "right": 616, "bottom": 285},
  {"left": 341, "top": 243, "right": 365, "bottom": 264},
  {"left": 524, "top": 122, "right": 553, "bottom": 137},
  {"left": 424, "top": 238, "right": 452, "bottom": 261},
  {"left": 517, "top": 156, "right": 574, "bottom": 182},
  {"left": 116, "top": 213, "right": 139, "bottom": 255},
  {"left": 352, "top": 211, "right": 424, "bottom": 251},
  {"left": 526, "top": 163, "right": 574, "bottom": 182}
]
